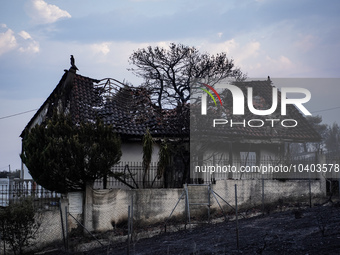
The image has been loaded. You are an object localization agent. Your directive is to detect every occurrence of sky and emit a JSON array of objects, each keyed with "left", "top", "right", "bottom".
[{"left": 1, "top": 0, "right": 340, "bottom": 172}]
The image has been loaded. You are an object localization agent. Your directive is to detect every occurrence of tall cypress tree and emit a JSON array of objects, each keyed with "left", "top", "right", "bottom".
[{"left": 21, "top": 112, "right": 121, "bottom": 193}]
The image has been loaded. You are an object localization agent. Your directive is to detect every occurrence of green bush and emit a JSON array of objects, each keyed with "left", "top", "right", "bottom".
[{"left": 0, "top": 199, "right": 39, "bottom": 255}]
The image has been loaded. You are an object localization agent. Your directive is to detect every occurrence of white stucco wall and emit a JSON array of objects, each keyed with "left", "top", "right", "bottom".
[
  {"left": 22, "top": 139, "right": 160, "bottom": 180},
  {"left": 84, "top": 178, "right": 326, "bottom": 232},
  {"left": 120, "top": 142, "right": 160, "bottom": 163}
]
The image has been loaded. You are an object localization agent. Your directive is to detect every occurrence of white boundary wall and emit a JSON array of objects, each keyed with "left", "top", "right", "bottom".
[{"left": 84, "top": 179, "right": 326, "bottom": 232}]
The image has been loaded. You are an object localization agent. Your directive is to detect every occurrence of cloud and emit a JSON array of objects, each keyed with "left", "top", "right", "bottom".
[
  {"left": 294, "top": 34, "right": 317, "bottom": 53},
  {"left": 91, "top": 42, "right": 111, "bottom": 56},
  {"left": 266, "top": 55, "right": 293, "bottom": 69},
  {"left": 18, "top": 31, "right": 40, "bottom": 53},
  {"left": 18, "top": 31, "right": 32, "bottom": 40},
  {"left": 201, "top": 39, "right": 261, "bottom": 66},
  {"left": 0, "top": 25, "right": 17, "bottom": 56},
  {"left": 26, "top": 0, "right": 71, "bottom": 24},
  {"left": 197, "top": 37, "right": 305, "bottom": 77},
  {"left": 0, "top": 25, "right": 40, "bottom": 56},
  {"left": 237, "top": 41, "right": 261, "bottom": 63}
]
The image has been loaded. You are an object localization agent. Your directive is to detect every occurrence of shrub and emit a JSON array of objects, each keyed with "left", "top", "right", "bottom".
[{"left": 0, "top": 198, "right": 39, "bottom": 255}]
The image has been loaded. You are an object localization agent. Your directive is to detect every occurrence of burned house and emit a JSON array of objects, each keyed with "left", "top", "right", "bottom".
[
  {"left": 190, "top": 79, "right": 321, "bottom": 181},
  {"left": 21, "top": 64, "right": 189, "bottom": 189},
  {"left": 21, "top": 58, "right": 322, "bottom": 189}
]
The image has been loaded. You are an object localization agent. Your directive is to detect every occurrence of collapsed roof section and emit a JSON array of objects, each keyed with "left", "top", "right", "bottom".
[
  {"left": 21, "top": 68, "right": 189, "bottom": 139},
  {"left": 21, "top": 67, "right": 320, "bottom": 143}
]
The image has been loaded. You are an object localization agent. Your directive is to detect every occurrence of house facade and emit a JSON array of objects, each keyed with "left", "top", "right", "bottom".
[
  {"left": 20, "top": 64, "right": 189, "bottom": 188},
  {"left": 190, "top": 79, "right": 321, "bottom": 182}
]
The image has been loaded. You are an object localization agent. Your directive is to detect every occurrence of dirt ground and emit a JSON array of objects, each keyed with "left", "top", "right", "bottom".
[
  {"left": 39, "top": 203, "right": 340, "bottom": 255},
  {"left": 75, "top": 203, "right": 340, "bottom": 255}
]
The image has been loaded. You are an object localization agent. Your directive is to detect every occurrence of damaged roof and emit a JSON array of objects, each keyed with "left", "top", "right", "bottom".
[
  {"left": 21, "top": 68, "right": 189, "bottom": 139},
  {"left": 22, "top": 68, "right": 320, "bottom": 143}
]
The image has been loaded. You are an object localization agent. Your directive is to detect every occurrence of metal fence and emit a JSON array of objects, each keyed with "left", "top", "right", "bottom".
[
  {"left": 0, "top": 181, "right": 62, "bottom": 255},
  {"left": 93, "top": 161, "right": 164, "bottom": 189},
  {"left": 57, "top": 177, "right": 334, "bottom": 254},
  {"left": 93, "top": 153, "right": 340, "bottom": 190},
  {"left": 0, "top": 178, "right": 60, "bottom": 210},
  {"left": 1, "top": 177, "right": 338, "bottom": 254},
  {"left": 0, "top": 177, "right": 335, "bottom": 254}
]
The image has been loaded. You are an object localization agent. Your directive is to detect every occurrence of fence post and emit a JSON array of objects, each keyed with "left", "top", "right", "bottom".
[
  {"left": 127, "top": 205, "right": 131, "bottom": 255},
  {"left": 317, "top": 153, "right": 327, "bottom": 197},
  {"left": 262, "top": 178, "right": 265, "bottom": 215},
  {"left": 164, "top": 189, "right": 186, "bottom": 232},
  {"left": 208, "top": 185, "right": 211, "bottom": 223},
  {"left": 1, "top": 226, "right": 5, "bottom": 255},
  {"left": 59, "top": 201, "right": 66, "bottom": 250},
  {"left": 184, "top": 184, "right": 190, "bottom": 229},
  {"left": 65, "top": 206, "right": 68, "bottom": 251},
  {"left": 235, "top": 184, "right": 239, "bottom": 250},
  {"left": 308, "top": 174, "right": 312, "bottom": 208},
  {"left": 131, "top": 195, "right": 133, "bottom": 242},
  {"left": 339, "top": 177, "right": 340, "bottom": 201},
  {"left": 8, "top": 176, "right": 13, "bottom": 204}
]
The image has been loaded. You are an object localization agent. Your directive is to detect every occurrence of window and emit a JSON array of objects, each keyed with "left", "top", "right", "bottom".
[{"left": 240, "top": 151, "right": 256, "bottom": 167}]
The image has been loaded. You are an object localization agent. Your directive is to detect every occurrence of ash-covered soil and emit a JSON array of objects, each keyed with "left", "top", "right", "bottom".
[
  {"left": 41, "top": 203, "right": 340, "bottom": 255},
  {"left": 86, "top": 204, "right": 340, "bottom": 255}
]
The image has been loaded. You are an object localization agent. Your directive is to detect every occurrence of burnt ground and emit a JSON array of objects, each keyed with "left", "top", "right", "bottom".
[{"left": 41, "top": 203, "right": 340, "bottom": 255}]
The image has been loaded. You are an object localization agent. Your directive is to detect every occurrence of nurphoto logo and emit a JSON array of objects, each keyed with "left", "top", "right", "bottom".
[{"left": 199, "top": 83, "right": 312, "bottom": 128}]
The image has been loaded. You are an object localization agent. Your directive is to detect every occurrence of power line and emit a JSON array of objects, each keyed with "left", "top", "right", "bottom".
[
  {"left": 0, "top": 104, "right": 339, "bottom": 121},
  {"left": 311, "top": 106, "right": 340, "bottom": 114},
  {"left": 0, "top": 109, "right": 38, "bottom": 120}
]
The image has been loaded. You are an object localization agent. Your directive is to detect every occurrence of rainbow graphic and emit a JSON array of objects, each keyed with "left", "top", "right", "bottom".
[{"left": 199, "top": 83, "right": 223, "bottom": 106}]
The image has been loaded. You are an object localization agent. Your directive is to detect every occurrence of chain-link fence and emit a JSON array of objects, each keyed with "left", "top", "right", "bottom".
[
  {"left": 54, "top": 176, "right": 334, "bottom": 254},
  {"left": 1, "top": 151, "right": 339, "bottom": 254},
  {"left": 0, "top": 178, "right": 336, "bottom": 254},
  {"left": 0, "top": 198, "right": 64, "bottom": 254}
]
